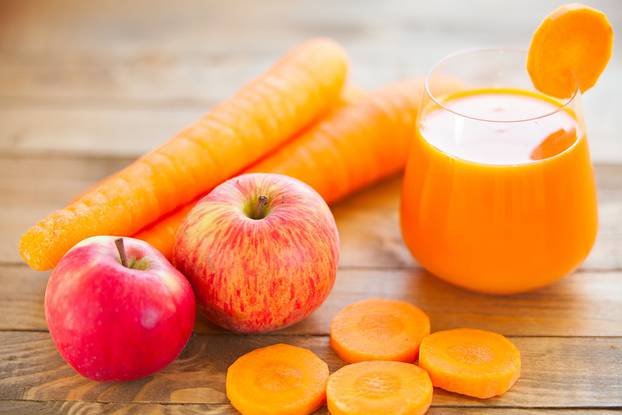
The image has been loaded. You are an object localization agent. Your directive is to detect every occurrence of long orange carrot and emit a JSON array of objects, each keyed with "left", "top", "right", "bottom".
[
  {"left": 135, "top": 78, "right": 436, "bottom": 259},
  {"left": 135, "top": 86, "right": 365, "bottom": 258},
  {"left": 246, "top": 79, "right": 434, "bottom": 200},
  {"left": 20, "top": 38, "right": 349, "bottom": 271},
  {"left": 135, "top": 203, "right": 196, "bottom": 260}
]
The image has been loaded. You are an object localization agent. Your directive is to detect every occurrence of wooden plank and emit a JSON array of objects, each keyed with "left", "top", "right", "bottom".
[
  {"left": 2, "top": 160, "right": 620, "bottom": 270},
  {"left": 3, "top": 264, "right": 621, "bottom": 337},
  {"left": 0, "top": 332, "right": 620, "bottom": 408},
  {"left": 0, "top": 0, "right": 557, "bottom": 59},
  {"left": 0, "top": 401, "right": 238, "bottom": 415},
  {"left": 1, "top": 0, "right": 620, "bottom": 62},
  {"left": 0, "top": 2, "right": 621, "bottom": 162},
  {"left": 2, "top": 106, "right": 622, "bottom": 163},
  {"left": 0, "top": 109, "right": 204, "bottom": 158},
  {"left": 0, "top": 60, "right": 397, "bottom": 108},
  {"left": 0, "top": 1, "right": 620, "bottom": 411},
  {"left": 0, "top": 401, "right": 618, "bottom": 415}
]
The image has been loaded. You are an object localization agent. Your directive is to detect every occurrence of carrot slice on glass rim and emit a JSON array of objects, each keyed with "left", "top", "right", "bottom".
[{"left": 527, "top": 3, "right": 614, "bottom": 98}]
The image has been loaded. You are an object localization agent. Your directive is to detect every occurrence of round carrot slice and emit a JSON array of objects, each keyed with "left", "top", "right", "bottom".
[
  {"left": 527, "top": 3, "right": 614, "bottom": 98},
  {"left": 530, "top": 127, "right": 577, "bottom": 160},
  {"left": 330, "top": 298, "right": 430, "bottom": 363},
  {"left": 419, "top": 328, "right": 521, "bottom": 399},
  {"left": 226, "top": 343, "right": 329, "bottom": 415},
  {"left": 327, "top": 361, "right": 432, "bottom": 415}
]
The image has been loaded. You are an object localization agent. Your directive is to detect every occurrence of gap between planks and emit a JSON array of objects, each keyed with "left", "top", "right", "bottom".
[
  {"left": 3, "top": 266, "right": 622, "bottom": 337},
  {"left": 2, "top": 327, "right": 622, "bottom": 339},
  {"left": 0, "top": 401, "right": 618, "bottom": 415},
  {"left": 4, "top": 261, "right": 618, "bottom": 273},
  {"left": 2, "top": 165, "right": 621, "bottom": 269},
  {"left": 1, "top": 332, "right": 620, "bottom": 408}
]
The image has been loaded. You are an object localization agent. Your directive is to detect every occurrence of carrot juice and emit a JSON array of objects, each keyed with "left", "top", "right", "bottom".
[{"left": 400, "top": 50, "right": 598, "bottom": 294}]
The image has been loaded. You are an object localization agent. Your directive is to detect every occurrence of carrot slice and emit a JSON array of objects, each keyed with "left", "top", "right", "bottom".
[
  {"left": 226, "top": 343, "right": 329, "bottom": 415},
  {"left": 19, "top": 38, "right": 349, "bottom": 271},
  {"left": 530, "top": 127, "right": 577, "bottom": 160},
  {"left": 418, "top": 328, "right": 521, "bottom": 399},
  {"left": 330, "top": 298, "right": 430, "bottom": 363},
  {"left": 136, "top": 79, "right": 446, "bottom": 259},
  {"left": 326, "top": 361, "right": 433, "bottom": 415},
  {"left": 527, "top": 3, "right": 614, "bottom": 98}
]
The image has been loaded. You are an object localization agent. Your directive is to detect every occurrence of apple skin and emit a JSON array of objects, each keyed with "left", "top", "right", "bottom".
[
  {"left": 45, "top": 236, "right": 196, "bottom": 381},
  {"left": 173, "top": 173, "right": 340, "bottom": 333}
]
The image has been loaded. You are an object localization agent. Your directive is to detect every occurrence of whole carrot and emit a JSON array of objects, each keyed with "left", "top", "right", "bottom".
[
  {"left": 136, "top": 79, "right": 444, "bottom": 259},
  {"left": 136, "top": 205, "right": 194, "bottom": 259},
  {"left": 135, "top": 86, "right": 365, "bottom": 258},
  {"left": 20, "top": 38, "right": 349, "bottom": 271},
  {"left": 246, "top": 79, "right": 426, "bottom": 202}
]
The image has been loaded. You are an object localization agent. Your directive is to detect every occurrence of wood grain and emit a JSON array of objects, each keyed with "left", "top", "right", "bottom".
[
  {"left": 1, "top": 81, "right": 621, "bottom": 163},
  {"left": 0, "top": 109, "right": 204, "bottom": 158},
  {"left": 0, "top": 1, "right": 621, "bottom": 162},
  {"left": 0, "top": 0, "right": 622, "bottom": 162},
  {"left": 0, "top": 332, "right": 620, "bottom": 408},
  {"left": 3, "top": 264, "right": 621, "bottom": 337},
  {"left": 2, "top": 160, "right": 620, "bottom": 270},
  {"left": 1, "top": 0, "right": 621, "bottom": 411},
  {"left": 0, "top": 401, "right": 619, "bottom": 415},
  {"left": 1, "top": 0, "right": 619, "bottom": 68}
]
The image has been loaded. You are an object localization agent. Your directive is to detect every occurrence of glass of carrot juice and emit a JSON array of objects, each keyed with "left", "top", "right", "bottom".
[{"left": 400, "top": 49, "right": 597, "bottom": 294}]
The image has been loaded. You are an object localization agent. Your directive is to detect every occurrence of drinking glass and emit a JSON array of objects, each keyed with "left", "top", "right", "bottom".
[{"left": 400, "top": 49, "right": 597, "bottom": 294}]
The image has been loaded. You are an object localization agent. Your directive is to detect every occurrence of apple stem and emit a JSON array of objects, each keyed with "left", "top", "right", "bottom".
[
  {"left": 254, "top": 195, "right": 269, "bottom": 219},
  {"left": 115, "top": 238, "right": 128, "bottom": 267}
]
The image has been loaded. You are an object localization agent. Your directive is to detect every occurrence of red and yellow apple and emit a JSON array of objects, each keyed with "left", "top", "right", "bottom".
[
  {"left": 173, "top": 173, "right": 339, "bottom": 333},
  {"left": 45, "top": 236, "right": 196, "bottom": 381}
]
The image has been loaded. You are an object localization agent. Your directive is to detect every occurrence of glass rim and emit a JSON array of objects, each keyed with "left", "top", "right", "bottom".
[{"left": 424, "top": 47, "right": 580, "bottom": 123}]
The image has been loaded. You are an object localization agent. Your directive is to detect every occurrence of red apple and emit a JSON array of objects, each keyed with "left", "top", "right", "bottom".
[
  {"left": 45, "top": 236, "right": 196, "bottom": 381},
  {"left": 173, "top": 173, "right": 339, "bottom": 333}
]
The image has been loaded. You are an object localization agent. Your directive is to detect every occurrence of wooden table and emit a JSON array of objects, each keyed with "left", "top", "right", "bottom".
[{"left": 1, "top": 1, "right": 621, "bottom": 413}]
